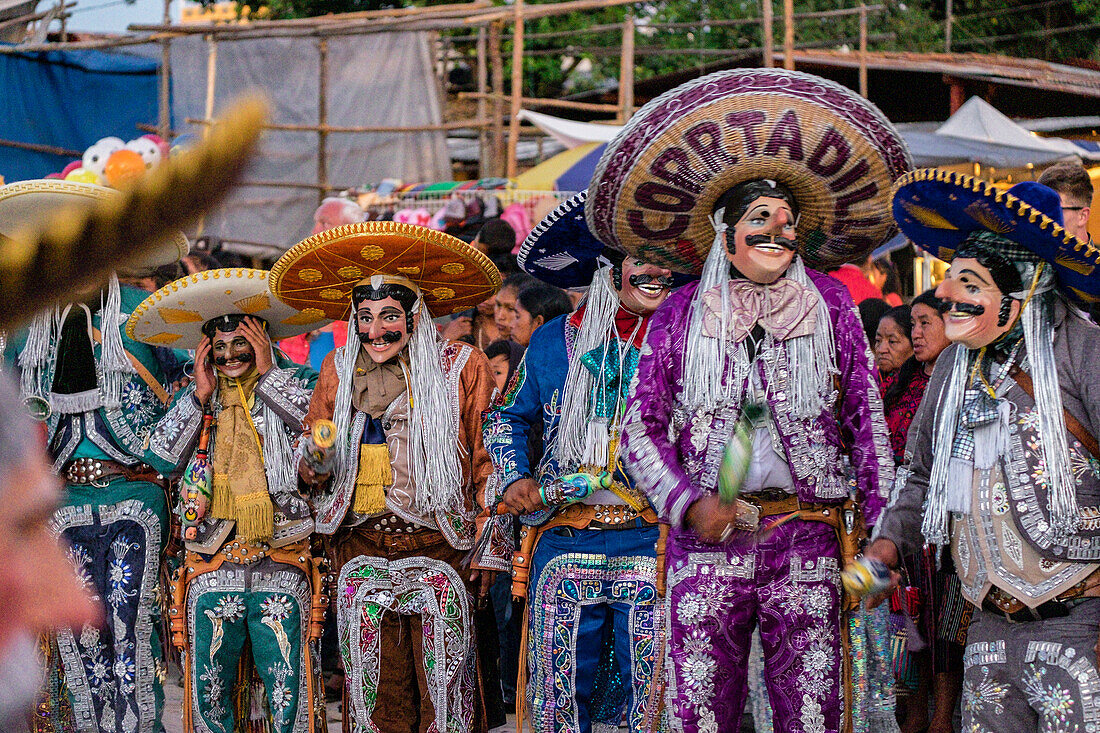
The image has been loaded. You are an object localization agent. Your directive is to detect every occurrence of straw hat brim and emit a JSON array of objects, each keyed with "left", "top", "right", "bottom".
[
  {"left": 0, "top": 180, "right": 189, "bottom": 274},
  {"left": 270, "top": 221, "right": 502, "bottom": 321},
  {"left": 585, "top": 68, "right": 912, "bottom": 275},
  {"left": 893, "top": 168, "right": 1100, "bottom": 303},
  {"left": 127, "top": 268, "right": 331, "bottom": 348}
]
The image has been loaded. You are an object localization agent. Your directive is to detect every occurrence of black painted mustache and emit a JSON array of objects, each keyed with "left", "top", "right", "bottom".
[
  {"left": 939, "top": 301, "right": 985, "bottom": 316},
  {"left": 629, "top": 274, "right": 674, "bottom": 289},
  {"left": 214, "top": 352, "right": 255, "bottom": 367},
  {"left": 745, "top": 234, "right": 797, "bottom": 251},
  {"left": 358, "top": 330, "right": 404, "bottom": 345}
]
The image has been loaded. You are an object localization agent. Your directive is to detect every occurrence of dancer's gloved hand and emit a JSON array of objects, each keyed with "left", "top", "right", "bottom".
[
  {"left": 501, "top": 478, "right": 546, "bottom": 516},
  {"left": 469, "top": 569, "right": 495, "bottom": 606},
  {"left": 860, "top": 538, "right": 902, "bottom": 609},
  {"left": 685, "top": 495, "right": 749, "bottom": 543}
]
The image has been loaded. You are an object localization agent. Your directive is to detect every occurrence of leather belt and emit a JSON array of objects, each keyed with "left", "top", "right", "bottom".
[
  {"left": 63, "top": 458, "right": 167, "bottom": 489},
  {"left": 982, "top": 583, "right": 1094, "bottom": 623},
  {"left": 741, "top": 491, "right": 801, "bottom": 518}
]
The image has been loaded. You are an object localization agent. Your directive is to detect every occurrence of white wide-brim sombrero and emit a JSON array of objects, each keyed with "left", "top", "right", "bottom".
[
  {"left": 585, "top": 68, "right": 912, "bottom": 274},
  {"left": 270, "top": 221, "right": 502, "bottom": 320},
  {"left": 127, "top": 268, "right": 331, "bottom": 348},
  {"left": 0, "top": 179, "right": 189, "bottom": 275}
]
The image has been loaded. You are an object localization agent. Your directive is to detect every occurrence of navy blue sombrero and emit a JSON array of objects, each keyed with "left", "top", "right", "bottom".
[
  {"left": 893, "top": 169, "right": 1100, "bottom": 304},
  {"left": 519, "top": 190, "right": 693, "bottom": 289}
]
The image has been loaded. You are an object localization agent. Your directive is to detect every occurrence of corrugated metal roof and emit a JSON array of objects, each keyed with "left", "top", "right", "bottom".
[{"left": 783, "top": 49, "right": 1100, "bottom": 99}]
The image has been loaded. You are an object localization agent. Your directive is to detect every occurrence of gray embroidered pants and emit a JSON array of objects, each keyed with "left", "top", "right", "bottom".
[{"left": 962, "top": 598, "right": 1100, "bottom": 732}]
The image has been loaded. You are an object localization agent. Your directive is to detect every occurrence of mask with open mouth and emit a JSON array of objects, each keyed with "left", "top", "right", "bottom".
[
  {"left": 618, "top": 259, "right": 674, "bottom": 314},
  {"left": 207, "top": 320, "right": 258, "bottom": 379}
]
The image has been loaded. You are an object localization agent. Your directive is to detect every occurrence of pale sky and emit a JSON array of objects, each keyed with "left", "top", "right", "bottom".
[{"left": 66, "top": 0, "right": 180, "bottom": 33}]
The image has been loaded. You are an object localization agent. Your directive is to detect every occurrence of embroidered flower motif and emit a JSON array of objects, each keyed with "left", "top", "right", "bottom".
[
  {"left": 677, "top": 592, "right": 711, "bottom": 626},
  {"left": 212, "top": 595, "right": 245, "bottom": 621},
  {"left": 991, "top": 482, "right": 1009, "bottom": 516},
  {"left": 260, "top": 595, "right": 293, "bottom": 623},
  {"left": 963, "top": 666, "right": 1008, "bottom": 717},
  {"left": 1022, "top": 664, "right": 1076, "bottom": 726}
]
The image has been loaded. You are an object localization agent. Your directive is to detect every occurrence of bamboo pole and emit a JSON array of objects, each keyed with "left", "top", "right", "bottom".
[
  {"left": 461, "top": 92, "right": 620, "bottom": 113},
  {"left": 945, "top": 0, "right": 953, "bottom": 51},
  {"left": 476, "top": 26, "right": 489, "bottom": 176},
  {"left": 762, "top": 0, "right": 773, "bottom": 67},
  {"left": 158, "top": 0, "right": 171, "bottom": 140},
  {"left": 617, "top": 14, "right": 634, "bottom": 123},
  {"left": 858, "top": 4, "right": 868, "bottom": 98},
  {"left": 506, "top": 0, "right": 524, "bottom": 179},
  {"left": 203, "top": 37, "right": 217, "bottom": 134},
  {"left": 0, "top": 138, "right": 81, "bottom": 157},
  {"left": 471, "top": 0, "right": 642, "bottom": 25},
  {"left": 186, "top": 117, "right": 495, "bottom": 133},
  {"left": 489, "top": 20, "right": 505, "bottom": 177},
  {"left": 318, "top": 37, "right": 329, "bottom": 204},
  {"left": 783, "top": 0, "right": 794, "bottom": 69}
]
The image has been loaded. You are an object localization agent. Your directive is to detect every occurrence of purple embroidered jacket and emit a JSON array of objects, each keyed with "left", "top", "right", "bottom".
[{"left": 621, "top": 269, "right": 894, "bottom": 529}]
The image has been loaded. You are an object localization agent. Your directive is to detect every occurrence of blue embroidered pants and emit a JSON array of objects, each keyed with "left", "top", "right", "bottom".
[
  {"left": 53, "top": 481, "right": 167, "bottom": 733},
  {"left": 526, "top": 521, "right": 663, "bottom": 733}
]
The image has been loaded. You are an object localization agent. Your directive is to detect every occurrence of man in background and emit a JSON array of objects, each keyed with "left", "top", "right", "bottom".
[{"left": 1039, "top": 161, "right": 1093, "bottom": 243}]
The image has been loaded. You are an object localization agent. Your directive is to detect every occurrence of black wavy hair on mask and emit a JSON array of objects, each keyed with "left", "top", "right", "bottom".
[
  {"left": 714, "top": 179, "right": 800, "bottom": 229},
  {"left": 201, "top": 313, "right": 268, "bottom": 339},
  {"left": 953, "top": 232, "right": 1024, "bottom": 328},
  {"left": 351, "top": 282, "right": 419, "bottom": 332}
]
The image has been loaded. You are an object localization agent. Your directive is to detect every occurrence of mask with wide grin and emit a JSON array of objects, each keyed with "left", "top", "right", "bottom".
[{"left": 629, "top": 273, "right": 674, "bottom": 296}]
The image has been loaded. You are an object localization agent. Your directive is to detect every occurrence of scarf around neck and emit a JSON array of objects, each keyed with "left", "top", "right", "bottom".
[{"left": 210, "top": 368, "right": 273, "bottom": 543}]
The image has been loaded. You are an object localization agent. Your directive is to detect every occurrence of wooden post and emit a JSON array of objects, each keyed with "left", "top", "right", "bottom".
[
  {"left": 476, "top": 26, "right": 489, "bottom": 177},
  {"left": 617, "top": 14, "right": 634, "bottom": 123},
  {"left": 858, "top": 4, "right": 868, "bottom": 98},
  {"left": 158, "top": 0, "right": 172, "bottom": 140},
  {"left": 489, "top": 20, "right": 504, "bottom": 178},
  {"left": 945, "top": 0, "right": 953, "bottom": 52},
  {"left": 318, "top": 37, "right": 329, "bottom": 204},
  {"left": 203, "top": 36, "right": 217, "bottom": 133},
  {"left": 761, "top": 0, "right": 773, "bottom": 67},
  {"left": 506, "top": 0, "right": 524, "bottom": 179},
  {"left": 782, "top": 0, "right": 794, "bottom": 69}
]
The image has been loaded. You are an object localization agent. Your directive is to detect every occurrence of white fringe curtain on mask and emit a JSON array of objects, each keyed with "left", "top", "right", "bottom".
[
  {"left": 555, "top": 266, "right": 623, "bottom": 473},
  {"left": 328, "top": 301, "right": 465, "bottom": 517},
  {"left": 18, "top": 274, "right": 135, "bottom": 411},
  {"left": 922, "top": 264, "right": 1079, "bottom": 545},
  {"left": 681, "top": 209, "right": 835, "bottom": 419}
]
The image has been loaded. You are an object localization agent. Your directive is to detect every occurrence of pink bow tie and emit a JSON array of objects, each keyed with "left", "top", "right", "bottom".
[{"left": 700, "top": 278, "right": 819, "bottom": 343}]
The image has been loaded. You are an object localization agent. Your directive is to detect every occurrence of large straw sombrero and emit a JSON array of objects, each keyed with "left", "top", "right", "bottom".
[
  {"left": 127, "top": 268, "right": 331, "bottom": 348},
  {"left": 270, "top": 221, "right": 501, "bottom": 320},
  {"left": 893, "top": 169, "right": 1100, "bottom": 303},
  {"left": 520, "top": 190, "right": 694, "bottom": 289},
  {"left": 0, "top": 179, "right": 189, "bottom": 274},
  {"left": 585, "top": 68, "right": 912, "bottom": 275}
]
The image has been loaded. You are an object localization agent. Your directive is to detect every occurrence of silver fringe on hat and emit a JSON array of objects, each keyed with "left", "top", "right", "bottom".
[
  {"left": 681, "top": 209, "right": 836, "bottom": 419},
  {"left": 555, "top": 266, "right": 626, "bottom": 473},
  {"left": 329, "top": 301, "right": 465, "bottom": 517}
]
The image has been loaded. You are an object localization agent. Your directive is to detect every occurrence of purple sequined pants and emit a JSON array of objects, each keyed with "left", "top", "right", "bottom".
[{"left": 664, "top": 517, "right": 842, "bottom": 733}]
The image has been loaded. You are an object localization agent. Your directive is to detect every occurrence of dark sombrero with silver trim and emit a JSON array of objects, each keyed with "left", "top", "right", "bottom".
[
  {"left": 585, "top": 68, "right": 912, "bottom": 274},
  {"left": 893, "top": 168, "right": 1100, "bottom": 303},
  {"left": 520, "top": 190, "right": 695, "bottom": 289}
]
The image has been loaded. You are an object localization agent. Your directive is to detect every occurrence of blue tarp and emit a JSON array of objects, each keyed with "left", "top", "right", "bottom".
[{"left": 0, "top": 44, "right": 163, "bottom": 182}]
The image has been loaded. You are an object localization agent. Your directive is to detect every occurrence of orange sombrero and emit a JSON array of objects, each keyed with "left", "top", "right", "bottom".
[{"left": 270, "top": 221, "right": 501, "bottom": 320}]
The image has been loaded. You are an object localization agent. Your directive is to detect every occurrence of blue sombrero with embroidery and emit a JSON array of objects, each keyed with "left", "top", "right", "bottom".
[
  {"left": 519, "top": 190, "right": 693, "bottom": 288},
  {"left": 893, "top": 169, "right": 1100, "bottom": 303}
]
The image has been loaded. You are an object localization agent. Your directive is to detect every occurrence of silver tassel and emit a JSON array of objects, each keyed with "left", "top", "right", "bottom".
[
  {"left": 261, "top": 347, "right": 297, "bottom": 496},
  {"left": 18, "top": 306, "right": 60, "bottom": 401},
  {"left": 405, "top": 300, "right": 464, "bottom": 516},
  {"left": 97, "top": 275, "right": 135, "bottom": 410},
  {"left": 1024, "top": 288, "right": 1080, "bottom": 538},
  {"left": 557, "top": 266, "right": 619, "bottom": 473},
  {"left": 330, "top": 312, "right": 360, "bottom": 498},
  {"left": 785, "top": 257, "right": 837, "bottom": 419},
  {"left": 921, "top": 345, "right": 971, "bottom": 546},
  {"left": 683, "top": 210, "right": 736, "bottom": 412},
  {"left": 972, "top": 400, "right": 1011, "bottom": 471}
]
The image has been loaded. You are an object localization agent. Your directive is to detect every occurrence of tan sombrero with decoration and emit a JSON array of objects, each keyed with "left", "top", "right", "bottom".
[
  {"left": 0, "top": 179, "right": 189, "bottom": 274},
  {"left": 586, "top": 68, "right": 912, "bottom": 274},
  {"left": 127, "top": 268, "right": 331, "bottom": 349},
  {"left": 269, "top": 221, "right": 501, "bottom": 320}
]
